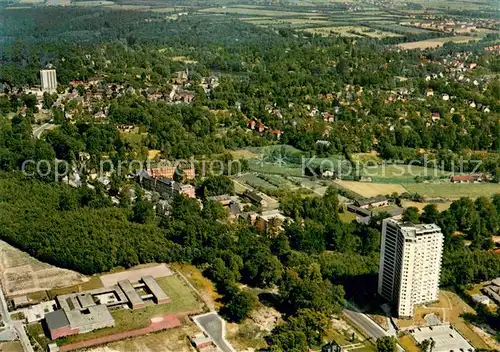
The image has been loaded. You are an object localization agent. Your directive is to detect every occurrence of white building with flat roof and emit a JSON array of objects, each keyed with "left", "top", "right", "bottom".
[
  {"left": 378, "top": 219, "right": 443, "bottom": 318},
  {"left": 40, "top": 69, "right": 57, "bottom": 91}
]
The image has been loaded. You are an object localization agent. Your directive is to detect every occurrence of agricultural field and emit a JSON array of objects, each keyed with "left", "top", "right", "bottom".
[
  {"left": 335, "top": 180, "right": 407, "bottom": 198},
  {"left": 73, "top": 1, "right": 115, "bottom": 7},
  {"left": 194, "top": 4, "right": 423, "bottom": 39},
  {"left": 229, "top": 148, "right": 261, "bottom": 160},
  {"left": 303, "top": 26, "right": 362, "bottom": 37},
  {"left": 0, "top": 239, "right": 88, "bottom": 298},
  {"left": 303, "top": 25, "right": 402, "bottom": 38},
  {"left": 104, "top": 4, "right": 151, "bottom": 10},
  {"left": 258, "top": 174, "right": 296, "bottom": 188},
  {"left": 398, "top": 36, "right": 481, "bottom": 49},
  {"left": 403, "top": 183, "right": 500, "bottom": 199},
  {"left": 402, "top": 0, "right": 498, "bottom": 11},
  {"left": 247, "top": 18, "right": 334, "bottom": 28},
  {"left": 238, "top": 173, "right": 278, "bottom": 191},
  {"left": 199, "top": 7, "right": 320, "bottom": 17},
  {"left": 247, "top": 159, "right": 304, "bottom": 177},
  {"left": 369, "top": 23, "right": 431, "bottom": 34},
  {"left": 149, "top": 7, "right": 179, "bottom": 13}
]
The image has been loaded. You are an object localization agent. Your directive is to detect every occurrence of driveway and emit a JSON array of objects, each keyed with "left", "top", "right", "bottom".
[{"left": 193, "top": 312, "right": 235, "bottom": 352}]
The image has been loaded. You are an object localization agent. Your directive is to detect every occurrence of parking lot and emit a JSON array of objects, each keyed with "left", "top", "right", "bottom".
[{"left": 411, "top": 325, "right": 474, "bottom": 352}]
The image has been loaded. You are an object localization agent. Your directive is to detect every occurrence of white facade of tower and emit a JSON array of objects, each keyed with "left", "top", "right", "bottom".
[
  {"left": 378, "top": 219, "right": 443, "bottom": 318},
  {"left": 40, "top": 69, "right": 57, "bottom": 91}
]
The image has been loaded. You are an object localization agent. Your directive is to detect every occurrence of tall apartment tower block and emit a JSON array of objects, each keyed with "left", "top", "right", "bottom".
[
  {"left": 378, "top": 219, "right": 444, "bottom": 318},
  {"left": 40, "top": 69, "right": 57, "bottom": 91}
]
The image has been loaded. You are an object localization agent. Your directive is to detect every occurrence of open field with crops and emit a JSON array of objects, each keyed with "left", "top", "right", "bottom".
[
  {"left": 0, "top": 239, "right": 88, "bottom": 298},
  {"left": 398, "top": 36, "right": 482, "bottom": 49},
  {"left": 199, "top": 7, "right": 320, "bottom": 17},
  {"left": 247, "top": 160, "right": 304, "bottom": 177},
  {"left": 403, "top": 183, "right": 500, "bottom": 199},
  {"left": 193, "top": 5, "right": 438, "bottom": 39},
  {"left": 238, "top": 173, "right": 278, "bottom": 191},
  {"left": 335, "top": 180, "right": 408, "bottom": 198}
]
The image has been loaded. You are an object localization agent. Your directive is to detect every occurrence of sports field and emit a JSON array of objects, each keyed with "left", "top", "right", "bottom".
[
  {"left": 334, "top": 180, "right": 500, "bottom": 199},
  {"left": 403, "top": 183, "right": 500, "bottom": 199},
  {"left": 360, "top": 164, "right": 450, "bottom": 179}
]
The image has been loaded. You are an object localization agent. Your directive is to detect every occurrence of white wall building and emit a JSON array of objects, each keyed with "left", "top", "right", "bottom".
[
  {"left": 378, "top": 219, "right": 443, "bottom": 318},
  {"left": 40, "top": 69, "right": 57, "bottom": 91}
]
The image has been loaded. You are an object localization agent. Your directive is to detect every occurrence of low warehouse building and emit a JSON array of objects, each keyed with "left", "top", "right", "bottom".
[
  {"left": 45, "top": 309, "right": 77, "bottom": 340},
  {"left": 45, "top": 306, "right": 115, "bottom": 340},
  {"left": 142, "top": 275, "right": 171, "bottom": 304}
]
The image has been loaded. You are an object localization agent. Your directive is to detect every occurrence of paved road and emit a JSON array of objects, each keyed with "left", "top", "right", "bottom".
[
  {"left": 193, "top": 312, "right": 235, "bottom": 352},
  {"left": 32, "top": 123, "right": 55, "bottom": 139},
  {"left": 343, "top": 302, "right": 405, "bottom": 352},
  {"left": 344, "top": 303, "right": 387, "bottom": 340},
  {"left": 0, "top": 284, "right": 33, "bottom": 352}
]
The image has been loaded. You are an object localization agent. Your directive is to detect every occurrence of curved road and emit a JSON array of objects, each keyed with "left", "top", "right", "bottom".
[{"left": 32, "top": 123, "right": 56, "bottom": 139}]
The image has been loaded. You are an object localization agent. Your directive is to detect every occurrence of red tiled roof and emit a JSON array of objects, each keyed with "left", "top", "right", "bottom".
[{"left": 450, "top": 175, "right": 473, "bottom": 182}]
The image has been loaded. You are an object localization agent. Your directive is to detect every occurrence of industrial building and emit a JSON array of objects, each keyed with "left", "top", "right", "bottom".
[
  {"left": 378, "top": 219, "right": 444, "bottom": 318},
  {"left": 45, "top": 276, "right": 171, "bottom": 339}
]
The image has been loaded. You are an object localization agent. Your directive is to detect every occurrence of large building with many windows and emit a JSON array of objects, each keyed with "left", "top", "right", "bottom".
[
  {"left": 40, "top": 68, "right": 57, "bottom": 91},
  {"left": 378, "top": 219, "right": 443, "bottom": 318}
]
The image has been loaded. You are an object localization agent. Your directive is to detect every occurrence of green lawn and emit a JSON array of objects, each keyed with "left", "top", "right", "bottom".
[
  {"left": 27, "top": 290, "right": 49, "bottom": 302},
  {"left": 47, "top": 276, "right": 103, "bottom": 299},
  {"left": 339, "top": 212, "right": 356, "bottom": 223},
  {"left": 10, "top": 312, "right": 25, "bottom": 320},
  {"left": 27, "top": 323, "right": 51, "bottom": 351},
  {"left": 403, "top": 183, "right": 500, "bottom": 199}
]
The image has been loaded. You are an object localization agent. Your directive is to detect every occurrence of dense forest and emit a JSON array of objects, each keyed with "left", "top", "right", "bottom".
[
  {"left": 1, "top": 8, "right": 499, "bottom": 177},
  {"left": 1, "top": 5, "right": 500, "bottom": 350}
]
